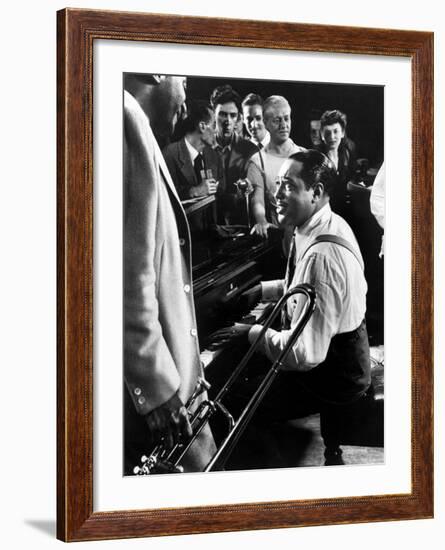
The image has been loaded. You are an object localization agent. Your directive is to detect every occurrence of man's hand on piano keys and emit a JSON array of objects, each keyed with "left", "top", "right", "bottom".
[
  {"left": 239, "top": 283, "right": 262, "bottom": 313},
  {"left": 200, "top": 323, "right": 253, "bottom": 368},
  {"left": 211, "top": 322, "right": 252, "bottom": 342},
  {"left": 250, "top": 220, "right": 278, "bottom": 238}
]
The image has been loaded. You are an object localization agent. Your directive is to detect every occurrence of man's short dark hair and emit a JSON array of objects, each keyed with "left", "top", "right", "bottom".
[
  {"left": 320, "top": 109, "right": 348, "bottom": 131},
  {"left": 182, "top": 100, "right": 213, "bottom": 134},
  {"left": 288, "top": 149, "right": 337, "bottom": 197},
  {"left": 210, "top": 84, "right": 242, "bottom": 112},
  {"left": 241, "top": 93, "right": 263, "bottom": 109}
]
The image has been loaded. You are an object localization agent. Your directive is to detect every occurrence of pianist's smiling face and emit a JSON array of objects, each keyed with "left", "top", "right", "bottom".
[{"left": 275, "top": 159, "right": 318, "bottom": 228}]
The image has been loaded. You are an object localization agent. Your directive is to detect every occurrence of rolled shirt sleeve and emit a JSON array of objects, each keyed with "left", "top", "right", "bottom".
[
  {"left": 261, "top": 279, "right": 284, "bottom": 302},
  {"left": 248, "top": 253, "right": 346, "bottom": 372},
  {"left": 246, "top": 154, "right": 266, "bottom": 212}
]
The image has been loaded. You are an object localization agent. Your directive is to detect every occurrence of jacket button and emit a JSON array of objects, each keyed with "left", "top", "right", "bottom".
[
  {"left": 190, "top": 328, "right": 197, "bottom": 337},
  {"left": 184, "top": 284, "right": 191, "bottom": 293},
  {"left": 179, "top": 238, "right": 186, "bottom": 246},
  {"left": 134, "top": 387, "right": 142, "bottom": 396},
  {"left": 137, "top": 396, "right": 146, "bottom": 405}
]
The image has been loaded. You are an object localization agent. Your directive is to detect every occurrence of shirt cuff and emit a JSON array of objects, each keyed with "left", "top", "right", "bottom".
[
  {"left": 247, "top": 324, "right": 279, "bottom": 360},
  {"left": 248, "top": 324, "right": 264, "bottom": 345},
  {"left": 261, "top": 280, "right": 284, "bottom": 302}
]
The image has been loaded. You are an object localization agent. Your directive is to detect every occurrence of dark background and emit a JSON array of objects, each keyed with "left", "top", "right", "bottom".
[
  {"left": 186, "top": 75, "right": 384, "bottom": 168},
  {"left": 183, "top": 74, "right": 384, "bottom": 344}
]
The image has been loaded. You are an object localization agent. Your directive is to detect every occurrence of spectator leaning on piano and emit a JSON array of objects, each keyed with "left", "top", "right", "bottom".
[
  {"left": 246, "top": 95, "right": 306, "bottom": 238},
  {"left": 218, "top": 150, "right": 371, "bottom": 452},
  {"left": 211, "top": 84, "right": 258, "bottom": 225},
  {"left": 123, "top": 74, "right": 216, "bottom": 474},
  {"left": 163, "top": 99, "right": 222, "bottom": 200}
]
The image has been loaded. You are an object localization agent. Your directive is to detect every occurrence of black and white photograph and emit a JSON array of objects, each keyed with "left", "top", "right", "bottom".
[
  {"left": 123, "top": 72, "right": 385, "bottom": 477},
  {"left": 1, "top": 0, "right": 441, "bottom": 546}
]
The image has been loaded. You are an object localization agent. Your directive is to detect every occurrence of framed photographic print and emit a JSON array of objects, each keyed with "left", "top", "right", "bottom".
[{"left": 57, "top": 8, "right": 433, "bottom": 542}]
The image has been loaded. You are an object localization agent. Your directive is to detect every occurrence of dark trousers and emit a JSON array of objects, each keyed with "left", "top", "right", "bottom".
[{"left": 225, "top": 319, "right": 371, "bottom": 425}]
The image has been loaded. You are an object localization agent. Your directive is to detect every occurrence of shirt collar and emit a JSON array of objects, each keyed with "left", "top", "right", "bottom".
[
  {"left": 216, "top": 132, "right": 236, "bottom": 152},
  {"left": 295, "top": 203, "right": 332, "bottom": 238},
  {"left": 250, "top": 131, "right": 270, "bottom": 149},
  {"left": 184, "top": 137, "right": 200, "bottom": 163}
]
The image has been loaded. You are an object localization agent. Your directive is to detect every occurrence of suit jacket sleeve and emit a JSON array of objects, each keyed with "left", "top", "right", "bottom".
[{"left": 124, "top": 93, "right": 181, "bottom": 416}]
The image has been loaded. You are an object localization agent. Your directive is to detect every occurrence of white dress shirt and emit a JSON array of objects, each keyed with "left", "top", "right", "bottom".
[
  {"left": 184, "top": 136, "right": 200, "bottom": 164},
  {"left": 247, "top": 203, "right": 367, "bottom": 371},
  {"left": 249, "top": 131, "right": 271, "bottom": 149}
]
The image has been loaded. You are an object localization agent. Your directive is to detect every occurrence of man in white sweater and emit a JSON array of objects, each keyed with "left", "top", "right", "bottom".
[{"left": 247, "top": 95, "right": 306, "bottom": 238}]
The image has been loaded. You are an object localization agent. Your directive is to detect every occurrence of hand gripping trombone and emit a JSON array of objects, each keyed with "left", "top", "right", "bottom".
[{"left": 133, "top": 283, "right": 316, "bottom": 475}]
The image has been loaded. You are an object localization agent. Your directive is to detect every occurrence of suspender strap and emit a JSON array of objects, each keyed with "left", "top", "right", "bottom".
[{"left": 302, "top": 234, "right": 364, "bottom": 271}]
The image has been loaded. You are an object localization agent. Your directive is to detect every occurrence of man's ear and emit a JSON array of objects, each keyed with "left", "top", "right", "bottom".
[
  {"left": 198, "top": 120, "right": 207, "bottom": 133},
  {"left": 313, "top": 182, "right": 325, "bottom": 201}
]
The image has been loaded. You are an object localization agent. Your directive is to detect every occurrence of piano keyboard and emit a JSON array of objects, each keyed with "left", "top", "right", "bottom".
[{"left": 200, "top": 301, "right": 274, "bottom": 369}]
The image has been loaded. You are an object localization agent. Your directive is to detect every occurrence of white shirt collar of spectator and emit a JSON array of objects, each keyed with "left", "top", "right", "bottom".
[
  {"left": 250, "top": 131, "right": 270, "bottom": 149},
  {"left": 184, "top": 137, "right": 200, "bottom": 164}
]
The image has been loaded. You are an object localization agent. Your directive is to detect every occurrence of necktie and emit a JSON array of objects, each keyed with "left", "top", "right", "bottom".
[
  {"left": 282, "top": 236, "right": 297, "bottom": 329},
  {"left": 194, "top": 153, "right": 204, "bottom": 182},
  {"left": 257, "top": 142, "right": 263, "bottom": 150},
  {"left": 284, "top": 236, "right": 297, "bottom": 291}
]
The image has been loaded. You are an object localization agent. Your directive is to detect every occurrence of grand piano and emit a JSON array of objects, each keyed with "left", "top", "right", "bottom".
[{"left": 184, "top": 195, "right": 285, "bottom": 363}]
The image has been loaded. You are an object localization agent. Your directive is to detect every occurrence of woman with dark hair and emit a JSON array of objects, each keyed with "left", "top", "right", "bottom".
[{"left": 318, "top": 109, "right": 357, "bottom": 217}]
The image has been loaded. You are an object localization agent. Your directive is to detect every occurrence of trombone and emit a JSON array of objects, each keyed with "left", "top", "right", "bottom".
[{"left": 133, "top": 283, "right": 316, "bottom": 475}]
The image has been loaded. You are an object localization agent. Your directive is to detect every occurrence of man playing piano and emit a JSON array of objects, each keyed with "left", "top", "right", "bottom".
[{"left": 219, "top": 150, "right": 371, "bottom": 459}]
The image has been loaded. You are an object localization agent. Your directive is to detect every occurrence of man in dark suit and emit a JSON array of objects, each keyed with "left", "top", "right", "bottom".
[
  {"left": 163, "top": 100, "right": 222, "bottom": 200},
  {"left": 210, "top": 85, "right": 258, "bottom": 225}
]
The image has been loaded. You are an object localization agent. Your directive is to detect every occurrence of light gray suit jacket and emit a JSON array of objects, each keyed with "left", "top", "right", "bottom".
[{"left": 124, "top": 90, "right": 203, "bottom": 415}]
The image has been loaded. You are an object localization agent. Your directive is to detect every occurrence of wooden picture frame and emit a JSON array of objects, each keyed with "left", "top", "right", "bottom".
[{"left": 57, "top": 8, "right": 433, "bottom": 542}]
